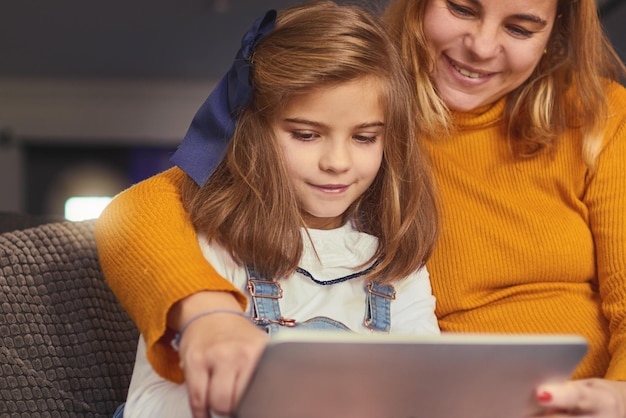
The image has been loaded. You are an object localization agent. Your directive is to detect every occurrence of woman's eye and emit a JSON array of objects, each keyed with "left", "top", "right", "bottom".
[
  {"left": 506, "top": 25, "right": 533, "bottom": 38},
  {"left": 447, "top": 1, "right": 475, "bottom": 18}
]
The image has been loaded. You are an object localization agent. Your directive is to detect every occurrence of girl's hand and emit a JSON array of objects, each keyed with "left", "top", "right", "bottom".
[
  {"left": 177, "top": 311, "right": 268, "bottom": 418},
  {"left": 531, "top": 379, "right": 626, "bottom": 417},
  {"left": 168, "top": 291, "right": 268, "bottom": 418}
]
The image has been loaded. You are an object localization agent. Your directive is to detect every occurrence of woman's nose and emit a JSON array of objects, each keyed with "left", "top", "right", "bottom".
[{"left": 464, "top": 23, "right": 502, "bottom": 59}]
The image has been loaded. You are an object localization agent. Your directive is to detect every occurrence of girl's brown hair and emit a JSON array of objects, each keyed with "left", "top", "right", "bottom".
[
  {"left": 384, "top": 0, "right": 626, "bottom": 166},
  {"left": 181, "top": 1, "right": 439, "bottom": 284}
]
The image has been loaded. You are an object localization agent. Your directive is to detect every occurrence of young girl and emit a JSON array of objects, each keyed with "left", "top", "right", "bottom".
[{"left": 119, "top": 2, "right": 441, "bottom": 417}]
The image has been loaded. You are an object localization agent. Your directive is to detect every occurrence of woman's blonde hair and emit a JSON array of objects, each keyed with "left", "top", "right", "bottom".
[
  {"left": 181, "top": 1, "right": 439, "bottom": 284},
  {"left": 384, "top": 0, "right": 626, "bottom": 166}
]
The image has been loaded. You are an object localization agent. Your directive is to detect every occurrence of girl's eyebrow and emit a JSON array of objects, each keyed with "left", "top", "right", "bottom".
[{"left": 283, "top": 118, "right": 385, "bottom": 129}]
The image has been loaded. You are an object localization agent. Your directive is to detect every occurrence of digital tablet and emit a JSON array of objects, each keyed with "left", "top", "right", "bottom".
[{"left": 235, "top": 331, "right": 587, "bottom": 418}]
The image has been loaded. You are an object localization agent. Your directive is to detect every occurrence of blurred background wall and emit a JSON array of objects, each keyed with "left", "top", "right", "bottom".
[{"left": 0, "top": 0, "right": 624, "bottom": 218}]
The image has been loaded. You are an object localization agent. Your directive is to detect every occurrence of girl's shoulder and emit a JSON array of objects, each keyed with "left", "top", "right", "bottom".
[{"left": 197, "top": 232, "right": 243, "bottom": 280}]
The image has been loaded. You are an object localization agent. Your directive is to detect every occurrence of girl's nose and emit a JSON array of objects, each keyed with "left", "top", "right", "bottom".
[{"left": 319, "top": 140, "right": 351, "bottom": 173}]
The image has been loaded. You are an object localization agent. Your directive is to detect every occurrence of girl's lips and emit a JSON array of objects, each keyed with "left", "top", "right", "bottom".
[{"left": 312, "top": 184, "right": 349, "bottom": 193}]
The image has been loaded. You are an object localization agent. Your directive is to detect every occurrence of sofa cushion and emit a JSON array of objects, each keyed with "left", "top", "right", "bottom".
[{"left": 0, "top": 219, "right": 138, "bottom": 417}]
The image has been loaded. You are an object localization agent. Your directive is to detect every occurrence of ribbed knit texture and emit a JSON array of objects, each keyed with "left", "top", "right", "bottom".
[
  {"left": 94, "top": 168, "right": 247, "bottom": 383},
  {"left": 425, "top": 82, "right": 626, "bottom": 380},
  {"left": 95, "top": 82, "right": 626, "bottom": 383}
]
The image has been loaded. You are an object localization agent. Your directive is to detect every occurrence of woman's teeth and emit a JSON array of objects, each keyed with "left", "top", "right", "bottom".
[{"left": 451, "top": 61, "right": 484, "bottom": 79}]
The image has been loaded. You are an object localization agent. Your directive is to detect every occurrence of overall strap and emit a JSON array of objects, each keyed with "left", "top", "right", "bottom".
[
  {"left": 364, "top": 281, "right": 396, "bottom": 332},
  {"left": 246, "top": 267, "right": 296, "bottom": 327}
]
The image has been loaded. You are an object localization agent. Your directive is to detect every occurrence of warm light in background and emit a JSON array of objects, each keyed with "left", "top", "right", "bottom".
[
  {"left": 64, "top": 196, "right": 113, "bottom": 221},
  {"left": 45, "top": 162, "right": 126, "bottom": 220}
]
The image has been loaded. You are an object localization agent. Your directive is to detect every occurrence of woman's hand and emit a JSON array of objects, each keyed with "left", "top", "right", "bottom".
[
  {"left": 531, "top": 379, "right": 626, "bottom": 417},
  {"left": 169, "top": 291, "right": 269, "bottom": 418}
]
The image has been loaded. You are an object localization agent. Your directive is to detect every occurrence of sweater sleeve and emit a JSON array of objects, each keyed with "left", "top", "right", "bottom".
[
  {"left": 587, "top": 83, "right": 626, "bottom": 380},
  {"left": 94, "top": 166, "right": 247, "bottom": 382}
]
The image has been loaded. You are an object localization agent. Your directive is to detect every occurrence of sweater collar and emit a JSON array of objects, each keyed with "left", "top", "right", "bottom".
[{"left": 450, "top": 97, "right": 506, "bottom": 131}]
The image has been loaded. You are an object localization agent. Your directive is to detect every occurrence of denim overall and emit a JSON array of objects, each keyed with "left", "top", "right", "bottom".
[{"left": 246, "top": 265, "right": 396, "bottom": 333}]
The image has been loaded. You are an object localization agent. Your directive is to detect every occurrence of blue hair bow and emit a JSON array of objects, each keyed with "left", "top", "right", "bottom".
[{"left": 170, "top": 10, "right": 277, "bottom": 186}]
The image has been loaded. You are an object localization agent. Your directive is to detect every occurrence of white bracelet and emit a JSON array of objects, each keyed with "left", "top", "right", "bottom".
[{"left": 170, "top": 309, "right": 248, "bottom": 352}]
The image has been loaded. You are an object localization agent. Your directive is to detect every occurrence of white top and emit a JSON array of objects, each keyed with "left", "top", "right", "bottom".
[{"left": 123, "top": 222, "right": 439, "bottom": 418}]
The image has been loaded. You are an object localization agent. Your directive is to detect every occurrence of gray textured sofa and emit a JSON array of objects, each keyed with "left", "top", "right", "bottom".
[{"left": 0, "top": 219, "right": 139, "bottom": 417}]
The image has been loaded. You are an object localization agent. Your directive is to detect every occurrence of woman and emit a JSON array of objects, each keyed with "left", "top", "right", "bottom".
[{"left": 95, "top": 0, "right": 626, "bottom": 416}]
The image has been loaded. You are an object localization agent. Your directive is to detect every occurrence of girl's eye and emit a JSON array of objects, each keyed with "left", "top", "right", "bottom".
[
  {"left": 354, "top": 134, "right": 378, "bottom": 144},
  {"left": 291, "top": 131, "right": 318, "bottom": 141},
  {"left": 447, "top": 1, "right": 475, "bottom": 18}
]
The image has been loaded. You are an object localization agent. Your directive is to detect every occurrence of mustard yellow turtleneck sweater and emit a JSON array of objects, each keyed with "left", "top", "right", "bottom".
[{"left": 94, "top": 82, "right": 626, "bottom": 384}]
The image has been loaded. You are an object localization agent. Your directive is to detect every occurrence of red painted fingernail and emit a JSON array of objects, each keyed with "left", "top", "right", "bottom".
[{"left": 536, "top": 391, "right": 553, "bottom": 402}]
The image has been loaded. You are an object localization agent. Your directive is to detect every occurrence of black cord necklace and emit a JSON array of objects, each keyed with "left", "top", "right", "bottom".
[{"left": 295, "top": 262, "right": 378, "bottom": 286}]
